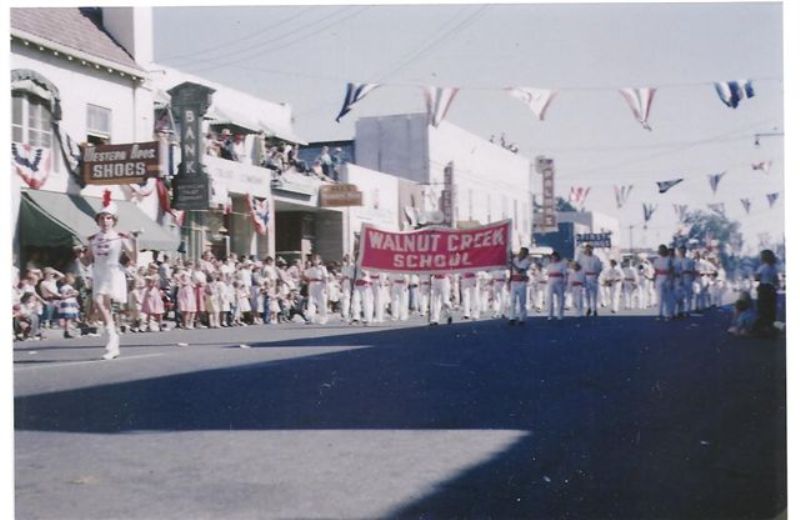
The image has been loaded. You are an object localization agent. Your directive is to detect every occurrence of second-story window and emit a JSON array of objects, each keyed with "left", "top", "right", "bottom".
[{"left": 87, "top": 104, "right": 111, "bottom": 145}]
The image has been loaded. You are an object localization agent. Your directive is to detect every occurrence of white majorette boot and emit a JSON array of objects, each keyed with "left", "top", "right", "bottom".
[{"left": 102, "top": 331, "right": 120, "bottom": 360}]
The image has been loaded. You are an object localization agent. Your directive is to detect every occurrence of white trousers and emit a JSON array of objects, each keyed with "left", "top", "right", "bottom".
[{"left": 510, "top": 281, "right": 528, "bottom": 321}]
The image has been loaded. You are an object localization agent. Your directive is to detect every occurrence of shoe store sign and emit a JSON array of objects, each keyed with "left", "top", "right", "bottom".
[{"left": 82, "top": 141, "right": 160, "bottom": 185}]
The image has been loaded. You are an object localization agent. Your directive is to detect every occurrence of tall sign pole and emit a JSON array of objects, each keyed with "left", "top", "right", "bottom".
[{"left": 168, "top": 82, "right": 215, "bottom": 260}]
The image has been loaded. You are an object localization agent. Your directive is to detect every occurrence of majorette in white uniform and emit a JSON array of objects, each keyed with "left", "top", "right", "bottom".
[
  {"left": 509, "top": 248, "right": 533, "bottom": 324},
  {"left": 545, "top": 253, "right": 568, "bottom": 320},
  {"left": 304, "top": 255, "right": 329, "bottom": 324}
]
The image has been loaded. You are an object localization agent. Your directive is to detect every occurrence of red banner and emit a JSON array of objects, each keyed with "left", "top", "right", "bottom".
[{"left": 358, "top": 220, "right": 512, "bottom": 274}]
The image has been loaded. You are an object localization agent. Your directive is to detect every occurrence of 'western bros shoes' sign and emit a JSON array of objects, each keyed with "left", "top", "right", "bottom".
[
  {"left": 82, "top": 142, "right": 160, "bottom": 185},
  {"left": 358, "top": 219, "right": 512, "bottom": 274}
]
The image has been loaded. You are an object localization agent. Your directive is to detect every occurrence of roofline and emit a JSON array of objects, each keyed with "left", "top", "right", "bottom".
[{"left": 11, "top": 28, "right": 147, "bottom": 81}]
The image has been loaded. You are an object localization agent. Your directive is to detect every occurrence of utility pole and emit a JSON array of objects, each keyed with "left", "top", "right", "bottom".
[{"left": 628, "top": 224, "right": 634, "bottom": 253}]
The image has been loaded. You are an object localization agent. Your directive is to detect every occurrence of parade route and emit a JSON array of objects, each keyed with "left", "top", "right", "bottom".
[{"left": 14, "top": 306, "right": 786, "bottom": 519}]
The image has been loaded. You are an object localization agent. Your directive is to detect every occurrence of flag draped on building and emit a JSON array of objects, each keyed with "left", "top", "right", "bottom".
[
  {"left": 127, "top": 178, "right": 156, "bottom": 199},
  {"left": 740, "top": 198, "right": 751, "bottom": 214},
  {"left": 767, "top": 192, "right": 780, "bottom": 208},
  {"left": 643, "top": 203, "right": 657, "bottom": 226},
  {"left": 657, "top": 178, "right": 684, "bottom": 194},
  {"left": 714, "top": 79, "right": 755, "bottom": 109},
  {"left": 424, "top": 86, "right": 459, "bottom": 127},
  {"left": 708, "top": 203, "right": 726, "bottom": 217},
  {"left": 569, "top": 186, "right": 591, "bottom": 208},
  {"left": 752, "top": 160, "right": 772, "bottom": 173},
  {"left": 12, "top": 142, "right": 52, "bottom": 190},
  {"left": 614, "top": 185, "right": 633, "bottom": 209},
  {"left": 246, "top": 194, "right": 270, "bottom": 235},
  {"left": 619, "top": 87, "right": 656, "bottom": 130},
  {"left": 507, "top": 87, "right": 557, "bottom": 121},
  {"left": 335, "top": 82, "right": 381, "bottom": 123},
  {"left": 673, "top": 204, "right": 688, "bottom": 222},
  {"left": 52, "top": 122, "right": 85, "bottom": 187},
  {"left": 708, "top": 171, "right": 726, "bottom": 194},
  {"left": 156, "top": 178, "right": 184, "bottom": 226}
]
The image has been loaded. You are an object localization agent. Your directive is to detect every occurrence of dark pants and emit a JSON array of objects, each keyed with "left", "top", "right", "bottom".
[{"left": 755, "top": 283, "right": 777, "bottom": 336}]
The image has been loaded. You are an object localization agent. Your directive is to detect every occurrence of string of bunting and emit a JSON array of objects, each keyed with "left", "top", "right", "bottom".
[{"left": 334, "top": 77, "right": 773, "bottom": 128}]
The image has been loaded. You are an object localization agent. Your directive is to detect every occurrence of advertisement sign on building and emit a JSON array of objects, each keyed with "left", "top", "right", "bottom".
[
  {"left": 575, "top": 232, "right": 613, "bottom": 248},
  {"left": 82, "top": 142, "right": 160, "bottom": 185},
  {"left": 533, "top": 156, "right": 558, "bottom": 233},
  {"left": 358, "top": 219, "right": 512, "bottom": 274},
  {"left": 440, "top": 161, "right": 456, "bottom": 227},
  {"left": 319, "top": 183, "right": 363, "bottom": 207},
  {"left": 169, "top": 82, "right": 215, "bottom": 210}
]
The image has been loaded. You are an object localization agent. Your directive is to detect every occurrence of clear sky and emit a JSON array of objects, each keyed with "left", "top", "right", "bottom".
[{"left": 153, "top": 2, "right": 784, "bottom": 252}]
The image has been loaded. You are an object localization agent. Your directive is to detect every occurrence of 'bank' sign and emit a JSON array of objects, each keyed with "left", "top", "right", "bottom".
[{"left": 82, "top": 142, "right": 160, "bottom": 185}]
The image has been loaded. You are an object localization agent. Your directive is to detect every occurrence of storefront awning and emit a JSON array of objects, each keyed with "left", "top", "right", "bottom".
[{"left": 19, "top": 190, "right": 181, "bottom": 252}]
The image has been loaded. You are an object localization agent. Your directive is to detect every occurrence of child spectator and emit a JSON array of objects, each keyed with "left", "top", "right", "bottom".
[
  {"left": 15, "top": 293, "right": 43, "bottom": 341},
  {"left": 58, "top": 273, "right": 80, "bottom": 338},
  {"left": 727, "top": 291, "right": 757, "bottom": 336},
  {"left": 127, "top": 277, "right": 145, "bottom": 332},
  {"left": 753, "top": 249, "right": 780, "bottom": 337},
  {"left": 141, "top": 275, "right": 165, "bottom": 332}
]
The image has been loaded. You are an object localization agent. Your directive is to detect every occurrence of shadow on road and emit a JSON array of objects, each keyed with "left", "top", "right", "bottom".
[{"left": 15, "top": 311, "right": 786, "bottom": 518}]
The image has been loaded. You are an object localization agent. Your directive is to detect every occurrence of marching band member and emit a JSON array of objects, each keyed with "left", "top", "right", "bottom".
[
  {"left": 545, "top": 251, "right": 568, "bottom": 320},
  {"left": 508, "top": 247, "right": 533, "bottom": 325}
]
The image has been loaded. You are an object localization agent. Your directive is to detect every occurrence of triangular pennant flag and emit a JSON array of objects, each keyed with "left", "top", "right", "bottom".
[
  {"left": 657, "top": 178, "right": 684, "bottom": 194},
  {"left": 507, "top": 87, "right": 558, "bottom": 121},
  {"left": 740, "top": 198, "right": 751, "bottom": 214},
  {"left": 708, "top": 203, "right": 726, "bottom": 217},
  {"left": 673, "top": 204, "right": 688, "bottom": 222},
  {"left": 714, "top": 79, "right": 755, "bottom": 109},
  {"left": 569, "top": 186, "right": 591, "bottom": 207},
  {"left": 619, "top": 87, "right": 656, "bottom": 130},
  {"left": 614, "top": 185, "right": 633, "bottom": 209},
  {"left": 708, "top": 171, "right": 726, "bottom": 194},
  {"left": 752, "top": 160, "right": 772, "bottom": 173},
  {"left": 767, "top": 192, "right": 780, "bottom": 208},
  {"left": 335, "top": 82, "right": 381, "bottom": 123},
  {"left": 643, "top": 203, "right": 657, "bottom": 224},
  {"left": 424, "top": 86, "right": 459, "bottom": 127}
]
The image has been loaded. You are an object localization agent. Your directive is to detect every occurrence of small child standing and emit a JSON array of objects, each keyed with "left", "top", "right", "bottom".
[
  {"left": 141, "top": 275, "right": 165, "bottom": 332},
  {"left": 58, "top": 273, "right": 81, "bottom": 338}
]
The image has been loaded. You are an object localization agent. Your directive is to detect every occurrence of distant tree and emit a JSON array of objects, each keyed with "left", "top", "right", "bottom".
[
  {"left": 556, "top": 197, "right": 577, "bottom": 212},
  {"left": 672, "top": 210, "right": 743, "bottom": 273}
]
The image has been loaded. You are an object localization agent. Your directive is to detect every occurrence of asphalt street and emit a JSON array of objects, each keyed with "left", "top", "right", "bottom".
[{"left": 14, "top": 304, "right": 786, "bottom": 519}]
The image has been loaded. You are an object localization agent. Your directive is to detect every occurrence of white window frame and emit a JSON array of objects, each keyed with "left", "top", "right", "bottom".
[
  {"left": 12, "top": 92, "right": 57, "bottom": 171},
  {"left": 87, "top": 103, "right": 112, "bottom": 142}
]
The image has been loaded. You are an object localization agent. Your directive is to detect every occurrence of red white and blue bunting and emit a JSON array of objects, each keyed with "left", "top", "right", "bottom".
[
  {"left": 714, "top": 79, "right": 755, "bottom": 109},
  {"left": 657, "top": 178, "right": 684, "bottom": 194},
  {"left": 424, "top": 86, "right": 459, "bottom": 127},
  {"left": 246, "top": 193, "right": 270, "bottom": 236},
  {"left": 614, "top": 185, "right": 634, "bottom": 209},
  {"left": 643, "top": 203, "right": 657, "bottom": 227},
  {"left": 569, "top": 186, "right": 591, "bottom": 208},
  {"left": 12, "top": 142, "right": 51, "bottom": 189},
  {"left": 335, "top": 82, "right": 381, "bottom": 123},
  {"left": 708, "top": 172, "right": 726, "bottom": 194},
  {"left": 507, "top": 87, "right": 558, "bottom": 121},
  {"left": 619, "top": 87, "right": 657, "bottom": 131},
  {"left": 767, "top": 192, "right": 780, "bottom": 208}
]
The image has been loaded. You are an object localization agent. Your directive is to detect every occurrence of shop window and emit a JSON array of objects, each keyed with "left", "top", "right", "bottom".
[
  {"left": 87, "top": 104, "right": 111, "bottom": 144},
  {"left": 12, "top": 92, "right": 56, "bottom": 172}
]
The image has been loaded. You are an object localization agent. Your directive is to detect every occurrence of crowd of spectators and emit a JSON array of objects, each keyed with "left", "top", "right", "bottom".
[
  {"left": 12, "top": 249, "right": 359, "bottom": 341},
  {"left": 203, "top": 128, "right": 347, "bottom": 183}
]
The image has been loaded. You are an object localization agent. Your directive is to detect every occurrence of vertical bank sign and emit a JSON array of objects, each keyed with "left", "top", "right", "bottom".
[
  {"left": 440, "top": 161, "right": 456, "bottom": 227},
  {"left": 168, "top": 82, "right": 215, "bottom": 210},
  {"left": 534, "top": 156, "right": 558, "bottom": 233},
  {"left": 358, "top": 219, "right": 512, "bottom": 274}
]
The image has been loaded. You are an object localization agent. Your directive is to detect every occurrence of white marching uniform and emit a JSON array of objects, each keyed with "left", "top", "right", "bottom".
[
  {"left": 460, "top": 272, "right": 480, "bottom": 320},
  {"left": 638, "top": 262, "right": 655, "bottom": 309},
  {"left": 304, "top": 264, "right": 329, "bottom": 323},
  {"left": 568, "top": 269, "right": 586, "bottom": 316},
  {"left": 390, "top": 272, "right": 409, "bottom": 321},
  {"left": 430, "top": 274, "right": 452, "bottom": 324},
  {"left": 580, "top": 254, "right": 603, "bottom": 314},
  {"left": 546, "top": 260, "right": 568, "bottom": 319},
  {"left": 90, "top": 231, "right": 129, "bottom": 303},
  {"left": 490, "top": 269, "right": 508, "bottom": 318},
  {"left": 621, "top": 265, "right": 639, "bottom": 310},
  {"left": 340, "top": 264, "right": 355, "bottom": 321},
  {"left": 679, "top": 256, "right": 696, "bottom": 313},
  {"left": 653, "top": 255, "right": 673, "bottom": 319},
  {"left": 351, "top": 269, "right": 373, "bottom": 324},
  {"left": 604, "top": 264, "right": 624, "bottom": 313},
  {"left": 370, "top": 272, "right": 386, "bottom": 322},
  {"left": 509, "top": 256, "right": 533, "bottom": 322},
  {"left": 419, "top": 276, "right": 431, "bottom": 316}
]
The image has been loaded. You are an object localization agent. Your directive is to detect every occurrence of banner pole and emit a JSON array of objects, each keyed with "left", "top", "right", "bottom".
[{"left": 427, "top": 274, "right": 433, "bottom": 324}]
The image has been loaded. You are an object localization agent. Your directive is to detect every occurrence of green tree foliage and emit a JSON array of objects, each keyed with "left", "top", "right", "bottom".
[{"left": 672, "top": 210, "right": 743, "bottom": 273}]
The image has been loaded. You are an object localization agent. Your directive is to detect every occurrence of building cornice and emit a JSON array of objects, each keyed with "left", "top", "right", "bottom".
[{"left": 11, "top": 28, "right": 147, "bottom": 82}]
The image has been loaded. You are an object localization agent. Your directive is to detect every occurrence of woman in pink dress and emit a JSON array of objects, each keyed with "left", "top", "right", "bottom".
[
  {"left": 175, "top": 267, "right": 197, "bottom": 329},
  {"left": 141, "top": 275, "right": 165, "bottom": 331}
]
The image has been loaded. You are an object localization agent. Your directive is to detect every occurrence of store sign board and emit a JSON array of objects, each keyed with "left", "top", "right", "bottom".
[
  {"left": 319, "top": 183, "right": 363, "bottom": 207},
  {"left": 82, "top": 141, "right": 160, "bottom": 185},
  {"left": 576, "top": 232, "right": 612, "bottom": 248}
]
